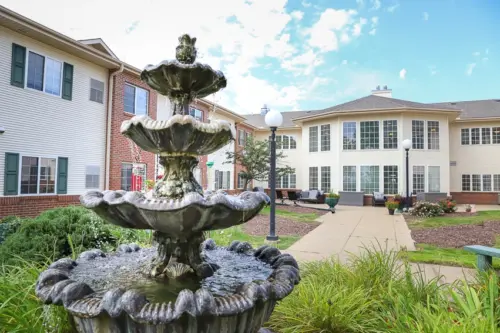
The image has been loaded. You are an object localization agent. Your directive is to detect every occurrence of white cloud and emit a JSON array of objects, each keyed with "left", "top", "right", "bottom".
[
  {"left": 356, "top": 0, "right": 364, "bottom": 6},
  {"left": 485, "top": 48, "right": 489, "bottom": 55},
  {"left": 352, "top": 17, "right": 368, "bottom": 37},
  {"left": 370, "top": 0, "right": 381, "bottom": 10},
  {"left": 422, "top": 12, "right": 429, "bottom": 21},
  {"left": 386, "top": 3, "right": 400, "bottom": 12},
  {"left": 301, "top": 0, "right": 311, "bottom": 7},
  {"left": 473, "top": 51, "right": 480, "bottom": 56},
  {"left": 429, "top": 66, "right": 437, "bottom": 76},
  {"left": 341, "top": 59, "right": 348, "bottom": 65},
  {"left": 465, "top": 63, "right": 476, "bottom": 76},
  {"left": 290, "top": 10, "right": 304, "bottom": 21},
  {"left": 340, "top": 32, "right": 350, "bottom": 43},
  {"left": 281, "top": 49, "right": 324, "bottom": 75},
  {"left": 369, "top": 16, "right": 379, "bottom": 35},
  {"left": 307, "top": 8, "right": 358, "bottom": 52},
  {"left": 399, "top": 68, "right": 407, "bottom": 79}
]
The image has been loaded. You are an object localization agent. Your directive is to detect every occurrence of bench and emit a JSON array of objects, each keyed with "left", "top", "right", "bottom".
[{"left": 463, "top": 245, "right": 500, "bottom": 271}]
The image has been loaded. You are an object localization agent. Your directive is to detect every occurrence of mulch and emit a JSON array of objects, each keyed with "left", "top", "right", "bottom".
[
  {"left": 411, "top": 221, "right": 500, "bottom": 248},
  {"left": 404, "top": 212, "right": 478, "bottom": 224},
  {"left": 243, "top": 204, "right": 324, "bottom": 236}
]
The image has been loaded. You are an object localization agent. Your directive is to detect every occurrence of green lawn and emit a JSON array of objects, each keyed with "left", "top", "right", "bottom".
[
  {"left": 405, "top": 210, "right": 500, "bottom": 268},
  {"left": 259, "top": 206, "right": 320, "bottom": 223},
  {"left": 207, "top": 226, "right": 300, "bottom": 250}
]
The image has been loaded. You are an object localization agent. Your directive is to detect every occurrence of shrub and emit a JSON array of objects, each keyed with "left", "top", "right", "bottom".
[
  {"left": 410, "top": 201, "right": 444, "bottom": 217},
  {"left": 325, "top": 191, "right": 340, "bottom": 199},
  {"left": 385, "top": 201, "right": 400, "bottom": 210},
  {"left": 0, "top": 215, "right": 22, "bottom": 244},
  {"left": 0, "top": 206, "right": 118, "bottom": 265},
  {"left": 438, "top": 198, "right": 457, "bottom": 214}
]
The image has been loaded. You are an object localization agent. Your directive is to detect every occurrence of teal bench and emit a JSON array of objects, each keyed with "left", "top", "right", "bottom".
[{"left": 463, "top": 245, "right": 500, "bottom": 271}]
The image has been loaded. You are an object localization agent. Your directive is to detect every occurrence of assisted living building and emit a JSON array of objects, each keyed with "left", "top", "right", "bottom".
[{"left": 0, "top": 5, "right": 499, "bottom": 219}]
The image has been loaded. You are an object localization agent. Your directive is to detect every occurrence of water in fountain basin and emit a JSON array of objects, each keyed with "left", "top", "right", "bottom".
[{"left": 68, "top": 246, "right": 273, "bottom": 304}]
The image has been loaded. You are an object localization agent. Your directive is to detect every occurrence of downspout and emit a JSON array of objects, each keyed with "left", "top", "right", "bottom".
[{"left": 104, "top": 63, "right": 124, "bottom": 190}]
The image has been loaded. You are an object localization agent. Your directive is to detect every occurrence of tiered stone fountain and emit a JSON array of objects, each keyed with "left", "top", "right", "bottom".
[{"left": 35, "top": 34, "right": 299, "bottom": 333}]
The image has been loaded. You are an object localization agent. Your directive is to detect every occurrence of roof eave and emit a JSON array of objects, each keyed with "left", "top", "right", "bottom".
[
  {"left": 454, "top": 117, "right": 500, "bottom": 122},
  {"left": 197, "top": 98, "right": 247, "bottom": 122}
]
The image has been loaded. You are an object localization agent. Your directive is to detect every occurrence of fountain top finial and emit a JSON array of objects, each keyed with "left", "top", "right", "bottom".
[{"left": 176, "top": 34, "right": 197, "bottom": 64}]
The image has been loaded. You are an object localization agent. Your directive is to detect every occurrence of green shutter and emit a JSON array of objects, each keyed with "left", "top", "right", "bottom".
[
  {"left": 57, "top": 157, "right": 68, "bottom": 194},
  {"left": 4, "top": 153, "right": 19, "bottom": 196},
  {"left": 62, "top": 63, "right": 73, "bottom": 100},
  {"left": 10, "top": 44, "right": 26, "bottom": 88}
]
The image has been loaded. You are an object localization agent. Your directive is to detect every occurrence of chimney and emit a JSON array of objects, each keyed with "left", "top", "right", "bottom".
[{"left": 371, "top": 85, "right": 392, "bottom": 98}]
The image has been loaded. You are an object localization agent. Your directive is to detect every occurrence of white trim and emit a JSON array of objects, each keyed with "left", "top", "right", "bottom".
[
  {"left": 359, "top": 164, "right": 381, "bottom": 194},
  {"left": 341, "top": 165, "right": 357, "bottom": 192},
  {"left": 89, "top": 77, "right": 105, "bottom": 104},
  {"left": 17, "top": 154, "right": 59, "bottom": 196},
  {"left": 359, "top": 120, "right": 380, "bottom": 150},
  {"left": 460, "top": 126, "right": 500, "bottom": 146},
  {"left": 382, "top": 119, "right": 399, "bottom": 150},
  {"left": 411, "top": 119, "right": 426, "bottom": 150},
  {"left": 24, "top": 48, "right": 64, "bottom": 98},
  {"left": 341, "top": 120, "right": 357, "bottom": 151}
]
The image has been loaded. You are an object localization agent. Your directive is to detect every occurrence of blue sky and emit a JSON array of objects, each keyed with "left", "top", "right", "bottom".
[{"left": 3, "top": 0, "right": 499, "bottom": 114}]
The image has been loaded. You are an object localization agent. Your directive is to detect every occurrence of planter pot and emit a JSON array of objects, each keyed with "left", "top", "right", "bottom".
[
  {"left": 388, "top": 209, "right": 395, "bottom": 215},
  {"left": 325, "top": 197, "right": 339, "bottom": 209}
]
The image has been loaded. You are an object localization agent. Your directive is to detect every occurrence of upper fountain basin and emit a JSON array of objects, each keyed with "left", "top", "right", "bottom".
[
  {"left": 80, "top": 190, "right": 270, "bottom": 239},
  {"left": 141, "top": 60, "right": 227, "bottom": 101},
  {"left": 120, "top": 115, "right": 234, "bottom": 155}
]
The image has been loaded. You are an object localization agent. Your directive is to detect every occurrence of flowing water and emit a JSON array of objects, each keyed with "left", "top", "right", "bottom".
[{"left": 69, "top": 246, "right": 273, "bottom": 303}]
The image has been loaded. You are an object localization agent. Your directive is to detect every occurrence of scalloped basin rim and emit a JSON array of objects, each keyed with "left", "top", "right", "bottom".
[{"left": 120, "top": 114, "right": 235, "bottom": 138}]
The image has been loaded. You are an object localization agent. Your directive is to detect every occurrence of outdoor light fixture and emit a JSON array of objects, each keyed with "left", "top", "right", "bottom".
[
  {"left": 264, "top": 107, "right": 283, "bottom": 242},
  {"left": 402, "top": 139, "right": 412, "bottom": 210}
]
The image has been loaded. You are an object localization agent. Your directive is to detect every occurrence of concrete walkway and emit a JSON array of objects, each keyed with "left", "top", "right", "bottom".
[
  {"left": 285, "top": 205, "right": 415, "bottom": 262},
  {"left": 284, "top": 204, "right": 478, "bottom": 282}
]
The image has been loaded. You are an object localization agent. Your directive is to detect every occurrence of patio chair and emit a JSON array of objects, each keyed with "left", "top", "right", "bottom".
[
  {"left": 372, "top": 192, "right": 387, "bottom": 206},
  {"left": 276, "top": 190, "right": 286, "bottom": 204},
  {"left": 300, "top": 190, "right": 321, "bottom": 204},
  {"left": 252, "top": 187, "right": 264, "bottom": 192},
  {"left": 287, "top": 191, "right": 299, "bottom": 205}
]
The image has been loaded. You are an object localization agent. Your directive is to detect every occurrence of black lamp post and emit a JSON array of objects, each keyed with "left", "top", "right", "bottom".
[
  {"left": 264, "top": 106, "right": 283, "bottom": 242},
  {"left": 402, "top": 139, "right": 412, "bottom": 210}
]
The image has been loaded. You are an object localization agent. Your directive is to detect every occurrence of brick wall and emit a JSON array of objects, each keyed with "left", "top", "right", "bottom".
[
  {"left": 109, "top": 72, "right": 158, "bottom": 190},
  {"left": 0, "top": 195, "right": 80, "bottom": 219},
  {"left": 451, "top": 192, "right": 499, "bottom": 205},
  {"left": 193, "top": 101, "right": 209, "bottom": 189},
  {"left": 234, "top": 123, "right": 254, "bottom": 190}
]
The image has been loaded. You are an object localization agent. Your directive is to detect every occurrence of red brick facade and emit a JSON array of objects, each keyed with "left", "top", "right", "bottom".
[
  {"left": 108, "top": 72, "right": 157, "bottom": 190},
  {"left": 233, "top": 122, "right": 254, "bottom": 190},
  {"left": 191, "top": 102, "right": 209, "bottom": 190},
  {"left": 0, "top": 195, "right": 80, "bottom": 219},
  {"left": 451, "top": 192, "right": 499, "bottom": 205}
]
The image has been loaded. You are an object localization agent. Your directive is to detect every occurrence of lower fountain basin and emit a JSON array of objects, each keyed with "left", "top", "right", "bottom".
[
  {"left": 35, "top": 241, "right": 299, "bottom": 333},
  {"left": 80, "top": 190, "right": 270, "bottom": 240}
]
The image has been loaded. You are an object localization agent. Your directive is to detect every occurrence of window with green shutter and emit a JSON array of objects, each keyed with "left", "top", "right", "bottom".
[
  {"left": 57, "top": 157, "right": 68, "bottom": 194},
  {"left": 11, "top": 44, "right": 26, "bottom": 88},
  {"left": 62, "top": 63, "right": 74, "bottom": 100},
  {"left": 4, "top": 153, "right": 19, "bottom": 195}
]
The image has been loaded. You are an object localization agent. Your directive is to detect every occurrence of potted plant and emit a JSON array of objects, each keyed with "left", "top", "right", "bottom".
[
  {"left": 385, "top": 201, "right": 399, "bottom": 215},
  {"left": 325, "top": 191, "right": 340, "bottom": 213},
  {"left": 465, "top": 204, "right": 472, "bottom": 213}
]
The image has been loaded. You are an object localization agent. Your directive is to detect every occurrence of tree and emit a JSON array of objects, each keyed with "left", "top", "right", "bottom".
[{"left": 224, "top": 136, "right": 294, "bottom": 191}]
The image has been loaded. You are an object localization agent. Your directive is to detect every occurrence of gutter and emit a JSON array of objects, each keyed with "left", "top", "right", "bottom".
[{"left": 104, "top": 64, "right": 125, "bottom": 190}]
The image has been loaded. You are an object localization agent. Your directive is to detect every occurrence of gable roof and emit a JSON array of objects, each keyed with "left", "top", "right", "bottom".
[
  {"left": 78, "top": 38, "right": 119, "bottom": 60},
  {"left": 433, "top": 99, "right": 500, "bottom": 119},
  {"left": 244, "top": 111, "right": 310, "bottom": 129}
]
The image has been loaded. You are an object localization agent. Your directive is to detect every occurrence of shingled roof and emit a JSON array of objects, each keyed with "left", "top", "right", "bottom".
[{"left": 242, "top": 96, "right": 500, "bottom": 128}]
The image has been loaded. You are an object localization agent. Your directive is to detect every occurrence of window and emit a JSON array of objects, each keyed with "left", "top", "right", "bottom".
[
  {"left": 238, "top": 130, "right": 246, "bottom": 146},
  {"left": 320, "top": 125, "right": 330, "bottom": 151},
  {"left": 412, "top": 120, "right": 424, "bottom": 149},
  {"left": 461, "top": 128, "right": 470, "bottom": 145},
  {"left": 124, "top": 84, "right": 149, "bottom": 115},
  {"left": 412, "top": 166, "right": 425, "bottom": 194},
  {"left": 282, "top": 135, "right": 290, "bottom": 149},
  {"left": 27, "top": 51, "right": 62, "bottom": 96},
  {"left": 383, "top": 165, "right": 398, "bottom": 194},
  {"left": 90, "top": 79, "right": 104, "bottom": 104},
  {"left": 427, "top": 121, "right": 439, "bottom": 150},
  {"left": 472, "top": 174, "right": 481, "bottom": 191},
  {"left": 276, "top": 135, "right": 282, "bottom": 149},
  {"left": 343, "top": 166, "right": 357, "bottom": 192},
  {"left": 428, "top": 166, "right": 440, "bottom": 192},
  {"left": 494, "top": 175, "right": 500, "bottom": 192},
  {"left": 85, "top": 165, "right": 100, "bottom": 189},
  {"left": 483, "top": 175, "right": 492, "bottom": 192},
  {"left": 282, "top": 173, "right": 289, "bottom": 188},
  {"left": 290, "top": 136, "right": 297, "bottom": 149},
  {"left": 20, "top": 156, "right": 57, "bottom": 194},
  {"left": 360, "top": 121, "right": 379, "bottom": 149},
  {"left": 309, "top": 126, "right": 318, "bottom": 152},
  {"left": 237, "top": 173, "right": 244, "bottom": 189},
  {"left": 360, "top": 165, "right": 379, "bottom": 194},
  {"left": 493, "top": 127, "right": 500, "bottom": 144},
  {"left": 121, "top": 163, "right": 146, "bottom": 191},
  {"left": 276, "top": 172, "right": 296, "bottom": 188},
  {"left": 462, "top": 175, "right": 471, "bottom": 191},
  {"left": 309, "top": 167, "right": 318, "bottom": 189},
  {"left": 290, "top": 173, "right": 296, "bottom": 188},
  {"left": 383, "top": 120, "right": 398, "bottom": 149},
  {"left": 343, "top": 122, "right": 357, "bottom": 150},
  {"left": 321, "top": 166, "right": 331, "bottom": 192},
  {"left": 190, "top": 108, "right": 203, "bottom": 121},
  {"left": 471, "top": 128, "right": 480, "bottom": 145},
  {"left": 482, "top": 128, "right": 491, "bottom": 144}
]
